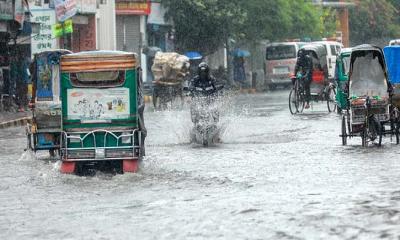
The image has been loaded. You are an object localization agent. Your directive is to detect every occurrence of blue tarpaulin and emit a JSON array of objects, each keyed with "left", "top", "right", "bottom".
[{"left": 384, "top": 46, "right": 400, "bottom": 84}]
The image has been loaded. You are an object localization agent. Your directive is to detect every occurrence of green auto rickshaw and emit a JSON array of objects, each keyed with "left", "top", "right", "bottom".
[
  {"left": 335, "top": 48, "right": 352, "bottom": 112},
  {"left": 59, "top": 51, "right": 146, "bottom": 174}
]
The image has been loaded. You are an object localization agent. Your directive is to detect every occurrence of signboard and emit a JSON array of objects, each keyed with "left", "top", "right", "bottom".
[
  {"left": 36, "top": 54, "right": 53, "bottom": 101},
  {"left": 0, "top": 0, "right": 13, "bottom": 20},
  {"left": 31, "top": 10, "right": 58, "bottom": 58},
  {"left": 76, "top": 0, "right": 97, "bottom": 14},
  {"left": 55, "top": 0, "right": 78, "bottom": 22},
  {"left": 27, "top": 0, "right": 43, "bottom": 10},
  {"left": 148, "top": 2, "right": 169, "bottom": 25},
  {"left": 67, "top": 88, "right": 130, "bottom": 120},
  {"left": 116, "top": 0, "right": 151, "bottom": 15},
  {"left": 53, "top": 19, "right": 73, "bottom": 37}
]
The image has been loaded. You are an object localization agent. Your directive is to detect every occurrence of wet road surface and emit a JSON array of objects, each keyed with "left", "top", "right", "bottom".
[{"left": 1, "top": 90, "right": 400, "bottom": 239}]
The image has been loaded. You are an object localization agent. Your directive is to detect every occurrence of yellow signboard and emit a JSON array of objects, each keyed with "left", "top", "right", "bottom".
[{"left": 52, "top": 19, "right": 73, "bottom": 38}]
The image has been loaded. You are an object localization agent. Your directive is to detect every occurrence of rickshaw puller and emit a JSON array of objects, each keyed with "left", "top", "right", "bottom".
[{"left": 295, "top": 50, "right": 313, "bottom": 109}]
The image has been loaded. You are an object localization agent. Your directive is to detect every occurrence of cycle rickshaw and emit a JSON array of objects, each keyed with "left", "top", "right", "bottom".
[
  {"left": 289, "top": 44, "right": 336, "bottom": 114},
  {"left": 341, "top": 45, "right": 398, "bottom": 146},
  {"left": 26, "top": 49, "right": 72, "bottom": 156},
  {"left": 151, "top": 52, "right": 189, "bottom": 110}
]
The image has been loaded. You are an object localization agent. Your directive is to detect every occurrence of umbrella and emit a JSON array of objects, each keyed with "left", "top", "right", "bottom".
[
  {"left": 233, "top": 49, "right": 251, "bottom": 57},
  {"left": 185, "top": 51, "right": 203, "bottom": 60}
]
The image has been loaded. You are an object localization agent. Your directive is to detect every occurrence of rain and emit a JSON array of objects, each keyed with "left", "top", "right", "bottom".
[{"left": 2, "top": 0, "right": 400, "bottom": 239}]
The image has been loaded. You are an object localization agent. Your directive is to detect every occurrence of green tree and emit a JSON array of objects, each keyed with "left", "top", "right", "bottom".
[
  {"left": 162, "top": 0, "right": 336, "bottom": 54},
  {"left": 236, "top": 0, "right": 330, "bottom": 42},
  {"left": 162, "top": 0, "right": 246, "bottom": 55},
  {"left": 349, "top": 0, "right": 399, "bottom": 45}
]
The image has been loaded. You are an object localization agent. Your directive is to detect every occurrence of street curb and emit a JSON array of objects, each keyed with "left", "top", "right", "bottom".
[
  {"left": 240, "top": 88, "right": 257, "bottom": 94},
  {"left": 0, "top": 117, "right": 32, "bottom": 130}
]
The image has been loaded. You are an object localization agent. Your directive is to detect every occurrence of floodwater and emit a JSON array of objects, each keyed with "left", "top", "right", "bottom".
[{"left": 1, "top": 90, "right": 400, "bottom": 239}]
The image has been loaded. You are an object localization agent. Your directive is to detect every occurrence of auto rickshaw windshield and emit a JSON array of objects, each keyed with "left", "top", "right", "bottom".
[{"left": 350, "top": 51, "right": 388, "bottom": 98}]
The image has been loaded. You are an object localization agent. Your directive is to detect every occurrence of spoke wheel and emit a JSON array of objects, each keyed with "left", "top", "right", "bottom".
[
  {"left": 297, "top": 83, "right": 305, "bottom": 113},
  {"left": 396, "top": 122, "right": 400, "bottom": 144},
  {"left": 341, "top": 115, "right": 347, "bottom": 146},
  {"left": 289, "top": 89, "right": 298, "bottom": 115},
  {"left": 362, "top": 128, "right": 368, "bottom": 147},
  {"left": 327, "top": 87, "right": 337, "bottom": 113}
]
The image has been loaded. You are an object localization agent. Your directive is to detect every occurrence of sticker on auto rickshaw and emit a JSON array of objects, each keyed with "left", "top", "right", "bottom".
[{"left": 67, "top": 88, "right": 130, "bottom": 120}]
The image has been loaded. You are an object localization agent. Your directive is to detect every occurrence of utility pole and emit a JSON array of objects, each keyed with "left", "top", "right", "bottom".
[
  {"left": 338, "top": 0, "right": 350, "bottom": 47},
  {"left": 312, "top": 1, "right": 355, "bottom": 47}
]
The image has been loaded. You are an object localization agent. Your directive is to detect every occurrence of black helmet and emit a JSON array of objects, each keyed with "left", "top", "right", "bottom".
[{"left": 198, "top": 62, "right": 209, "bottom": 75}]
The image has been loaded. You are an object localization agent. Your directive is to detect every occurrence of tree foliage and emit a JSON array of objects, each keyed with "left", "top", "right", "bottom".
[
  {"left": 162, "top": 0, "right": 245, "bottom": 55},
  {"left": 349, "top": 0, "right": 399, "bottom": 45},
  {"left": 162, "top": 0, "right": 336, "bottom": 54}
]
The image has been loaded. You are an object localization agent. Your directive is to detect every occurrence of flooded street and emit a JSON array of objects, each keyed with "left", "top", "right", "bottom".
[{"left": 2, "top": 90, "right": 400, "bottom": 239}]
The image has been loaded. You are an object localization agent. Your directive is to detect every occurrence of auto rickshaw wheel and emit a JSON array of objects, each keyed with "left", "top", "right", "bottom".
[{"left": 341, "top": 115, "right": 347, "bottom": 146}]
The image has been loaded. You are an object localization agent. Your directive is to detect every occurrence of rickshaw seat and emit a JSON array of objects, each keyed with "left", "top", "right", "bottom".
[{"left": 312, "top": 70, "right": 325, "bottom": 84}]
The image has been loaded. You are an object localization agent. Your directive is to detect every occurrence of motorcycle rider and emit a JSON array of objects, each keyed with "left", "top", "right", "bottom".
[
  {"left": 189, "top": 62, "right": 217, "bottom": 95},
  {"left": 294, "top": 49, "right": 313, "bottom": 109},
  {"left": 189, "top": 62, "right": 220, "bottom": 123}
]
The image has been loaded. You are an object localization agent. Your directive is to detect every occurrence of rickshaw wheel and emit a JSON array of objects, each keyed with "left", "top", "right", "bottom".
[
  {"left": 123, "top": 159, "right": 139, "bottom": 173},
  {"left": 288, "top": 89, "right": 297, "bottom": 114},
  {"left": 361, "top": 129, "right": 368, "bottom": 147},
  {"left": 396, "top": 122, "right": 400, "bottom": 144},
  {"left": 152, "top": 91, "right": 159, "bottom": 110},
  {"left": 296, "top": 85, "right": 305, "bottom": 113},
  {"left": 341, "top": 115, "right": 347, "bottom": 146},
  {"left": 378, "top": 124, "right": 383, "bottom": 146},
  {"left": 327, "top": 87, "right": 337, "bottom": 113},
  {"left": 369, "top": 117, "right": 382, "bottom": 146}
]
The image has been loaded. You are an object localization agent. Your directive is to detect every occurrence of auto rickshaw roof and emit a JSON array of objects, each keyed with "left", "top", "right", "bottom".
[
  {"left": 63, "top": 50, "right": 136, "bottom": 59},
  {"left": 34, "top": 49, "right": 72, "bottom": 57},
  {"left": 61, "top": 50, "right": 137, "bottom": 72},
  {"left": 351, "top": 44, "right": 383, "bottom": 52},
  {"left": 339, "top": 48, "right": 352, "bottom": 56}
]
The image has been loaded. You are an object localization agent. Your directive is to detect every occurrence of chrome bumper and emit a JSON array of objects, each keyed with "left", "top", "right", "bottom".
[{"left": 61, "top": 129, "right": 142, "bottom": 162}]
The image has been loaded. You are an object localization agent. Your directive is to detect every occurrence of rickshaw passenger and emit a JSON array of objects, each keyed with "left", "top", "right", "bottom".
[{"left": 295, "top": 49, "right": 313, "bottom": 109}]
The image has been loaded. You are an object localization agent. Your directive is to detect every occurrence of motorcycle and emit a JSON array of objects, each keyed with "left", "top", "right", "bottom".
[{"left": 189, "top": 85, "right": 223, "bottom": 146}]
